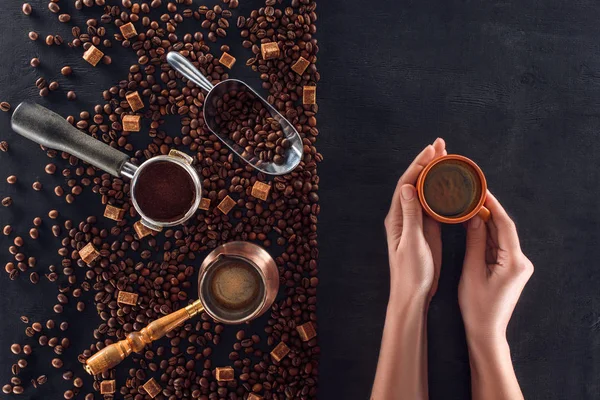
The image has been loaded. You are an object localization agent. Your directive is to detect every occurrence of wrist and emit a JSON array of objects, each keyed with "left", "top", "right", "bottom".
[
  {"left": 466, "top": 330, "right": 509, "bottom": 358},
  {"left": 388, "top": 288, "right": 429, "bottom": 315}
]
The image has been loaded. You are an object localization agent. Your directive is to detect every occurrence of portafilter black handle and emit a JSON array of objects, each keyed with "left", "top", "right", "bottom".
[{"left": 11, "top": 101, "right": 131, "bottom": 177}]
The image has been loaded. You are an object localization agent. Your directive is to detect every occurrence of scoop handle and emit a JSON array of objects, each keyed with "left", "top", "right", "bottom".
[
  {"left": 11, "top": 102, "right": 130, "bottom": 177},
  {"left": 167, "top": 52, "right": 215, "bottom": 92}
]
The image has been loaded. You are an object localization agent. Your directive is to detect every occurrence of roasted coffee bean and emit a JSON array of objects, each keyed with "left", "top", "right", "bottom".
[
  {"left": 67, "top": 91, "right": 77, "bottom": 101},
  {"left": 208, "top": 86, "right": 286, "bottom": 165},
  {"left": 36, "top": 77, "right": 47, "bottom": 89},
  {"left": 61, "top": 66, "right": 72, "bottom": 76},
  {"left": 3, "top": 225, "right": 12, "bottom": 235},
  {"left": 45, "top": 163, "right": 57, "bottom": 174},
  {"left": 22, "top": 3, "right": 32, "bottom": 15},
  {"left": 7, "top": 175, "right": 17, "bottom": 184},
  {"left": 10, "top": 343, "right": 22, "bottom": 354},
  {"left": 49, "top": 81, "right": 59, "bottom": 91},
  {"left": 51, "top": 358, "right": 63, "bottom": 368},
  {"left": 28, "top": 31, "right": 38, "bottom": 40},
  {"left": 32, "top": 181, "right": 42, "bottom": 191},
  {"left": 59, "top": 14, "right": 71, "bottom": 23},
  {"left": 0, "top": 141, "right": 7, "bottom": 151},
  {"left": 45, "top": 35, "right": 54, "bottom": 45},
  {"left": 0, "top": 102, "right": 10, "bottom": 112},
  {"left": 2, "top": 197, "right": 12, "bottom": 207},
  {"left": 30, "top": 57, "right": 40, "bottom": 67}
]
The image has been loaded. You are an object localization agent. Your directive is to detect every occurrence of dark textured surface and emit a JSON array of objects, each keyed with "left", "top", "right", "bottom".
[
  {"left": 316, "top": 0, "right": 600, "bottom": 399},
  {"left": 0, "top": 0, "right": 599, "bottom": 399}
]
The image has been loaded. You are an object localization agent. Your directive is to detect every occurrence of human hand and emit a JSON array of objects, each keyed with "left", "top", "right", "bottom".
[
  {"left": 384, "top": 138, "right": 446, "bottom": 303},
  {"left": 458, "top": 192, "right": 534, "bottom": 342}
]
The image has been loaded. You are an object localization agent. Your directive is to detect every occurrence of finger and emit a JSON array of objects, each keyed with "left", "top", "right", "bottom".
[
  {"left": 485, "top": 191, "right": 521, "bottom": 251},
  {"left": 463, "top": 215, "right": 487, "bottom": 276},
  {"left": 432, "top": 137, "right": 446, "bottom": 158},
  {"left": 399, "top": 184, "right": 423, "bottom": 237},
  {"left": 387, "top": 144, "right": 437, "bottom": 223}
]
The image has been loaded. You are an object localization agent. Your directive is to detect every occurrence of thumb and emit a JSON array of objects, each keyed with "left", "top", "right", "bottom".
[
  {"left": 400, "top": 184, "right": 423, "bottom": 234},
  {"left": 463, "top": 216, "right": 487, "bottom": 273}
]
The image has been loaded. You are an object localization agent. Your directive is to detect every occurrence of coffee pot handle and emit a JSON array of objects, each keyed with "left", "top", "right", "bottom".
[
  {"left": 84, "top": 300, "right": 205, "bottom": 375},
  {"left": 11, "top": 102, "right": 132, "bottom": 177}
]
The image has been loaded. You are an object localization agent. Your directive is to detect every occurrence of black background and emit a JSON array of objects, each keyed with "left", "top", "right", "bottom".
[{"left": 0, "top": 0, "right": 599, "bottom": 399}]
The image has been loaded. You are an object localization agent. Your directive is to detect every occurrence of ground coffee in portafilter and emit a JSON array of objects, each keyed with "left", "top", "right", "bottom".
[
  {"left": 133, "top": 161, "right": 196, "bottom": 223},
  {"left": 202, "top": 257, "right": 264, "bottom": 319},
  {"left": 423, "top": 160, "right": 482, "bottom": 217}
]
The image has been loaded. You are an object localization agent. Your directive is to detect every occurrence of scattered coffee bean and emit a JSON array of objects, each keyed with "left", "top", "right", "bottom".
[
  {"left": 30, "top": 57, "right": 40, "bottom": 67},
  {"left": 45, "top": 163, "right": 57, "bottom": 174},
  {"left": 67, "top": 91, "right": 77, "bottom": 101},
  {"left": 51, "top": 358, "right": 63, "bottom": 368},
  {"left": 3, "top": 225, "right": 12, "bottom": 235},
  {"left": 0, "top": 102, "right": 10, "bottom": 112},
  {"left": 7, "top": 175, "right": 17, "bottom": 184},
  {"left": 49, "top": 81, "right": 59, "bottom": 91},
  {"left": 22, "top": 3, "right": 32, "bottom": 15},
  {"left": 11, "top": 343, "right": 22, "bottom": 354},
  {"left": 28, "top": 31, "right": 38, "bottom": 40},
  {"left": 0, "top": 141, "right": 7, "bottom": 151},
  {"left": 2, "top": 197, "right": 12, "bottom": 207},
  {"left": 29, "top": 228, "right": 39, "bottom": 239},
  {"left": 46, "top": 35, "right": 55, "bottom": 46},
  {"left": 61, "top": 66, "right": 72, "bottom": 76}
]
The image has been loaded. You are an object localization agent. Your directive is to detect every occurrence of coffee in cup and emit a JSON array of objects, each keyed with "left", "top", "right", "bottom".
[{"left": 417, "top": 155, "right": 490, "bottom": 224}]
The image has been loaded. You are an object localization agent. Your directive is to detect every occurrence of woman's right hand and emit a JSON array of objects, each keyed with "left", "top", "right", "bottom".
[{"left": 458, "top": 191, "right": 534, "bottom": 342}]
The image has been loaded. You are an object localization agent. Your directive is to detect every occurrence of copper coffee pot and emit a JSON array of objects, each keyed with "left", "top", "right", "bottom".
[{"left": 84, "top": 242, "right": 279, "bottom": 375}]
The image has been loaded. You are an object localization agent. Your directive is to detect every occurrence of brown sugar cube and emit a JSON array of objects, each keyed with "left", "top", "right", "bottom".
[
  {"left": 117, "top": 291, "right": 139, "bottom": 306},
  {"left": 122, "top": 115, "right": 141, "bottom": 132},
  {"left": 82, "top": 45, "right": 104, "bottom": 67},
  {"left": 103, "top": 204, "right": 125, "bottom": 221},
  {"left": 198, "top": 198, "right": 211, "bottom": 211},
  {"left": 291, "top": 56, "right": 310, "bottom": 75},
  {"left": 251, "top": 181, "right": 271, "bottom": 201},
  {"left": 303, "top": 86, "right": 317, "bottom": 105},
  {"left": 126, "top": 91, "right": 144, "bottom": 112},
  {"left": 215, "top": 366, "right": 235, "bottom": 382},
  {"left": 248, "top": 394, "right": 264, "bottom": 400},
  {"left": 142, "top": 378, "right": 161, "bottom": 398},
  {"left": 100, "top": 380, "right": 116, "bottom": 394},
  {"left": 119, "top": 22, "right": 138, "bottom": 39},
  {"left": 134, "top": 221, "right": 153, "bottom": 239},
  {"left": 297, "top": 321, "right": 317, "bottom": 342},
  {"left": 261, "top": 42, "right": 280, "bottom": 60},
  {"left": 79, "top": 243, "right": 99, "bottom": 265},
  {"left": 270, "top": 342, "right": 291, "bottom": 362},
  {"left": 219, "top": 52, "right": 236, "bottom": 69},
  {"left": 217, "top": 195, "right": 235, "bottom": 215}
]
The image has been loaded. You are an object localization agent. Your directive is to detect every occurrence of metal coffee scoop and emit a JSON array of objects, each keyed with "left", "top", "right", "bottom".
[
  {"left": 84, "top": 242, "right": 279, "bottom": 375},
  {"left": 11, "top": 102, "right": 202, "bottom": 231},
  {"left": 167, "top": 52, "right": 303, "bottom": 176}
]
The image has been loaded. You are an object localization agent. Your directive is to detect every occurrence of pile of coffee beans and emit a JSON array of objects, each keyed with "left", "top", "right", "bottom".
[
  {"left": 1, "top": 0, "right": 320, "bottom": 398},
  {"left": 209, "top": 87, "right": 289, "bottom": 165}
]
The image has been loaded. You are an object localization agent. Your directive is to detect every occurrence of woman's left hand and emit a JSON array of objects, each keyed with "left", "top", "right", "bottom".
[{"left": 384, "top": 138, "right": 447, "bottom": 303}]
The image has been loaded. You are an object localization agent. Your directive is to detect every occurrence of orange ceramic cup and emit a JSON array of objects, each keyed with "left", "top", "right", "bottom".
[{"left": 416, "top": 155, "right": 491, "bottom": 224}]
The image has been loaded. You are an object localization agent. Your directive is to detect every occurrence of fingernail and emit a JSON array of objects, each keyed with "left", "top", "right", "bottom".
[
  {"left": 401, "top": 185, "right": 414, "bottom": 201},
  {"left": 470, "top": 216, "right": 482, "bottom": 229}
]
